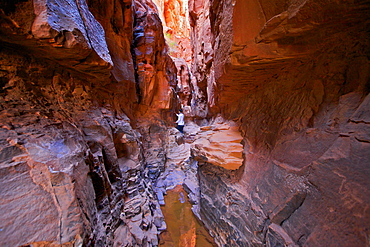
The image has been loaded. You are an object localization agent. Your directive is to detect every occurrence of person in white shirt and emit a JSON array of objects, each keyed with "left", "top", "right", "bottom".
[{"left": 175, "top": 109, "right": 185, "bottom": 134}]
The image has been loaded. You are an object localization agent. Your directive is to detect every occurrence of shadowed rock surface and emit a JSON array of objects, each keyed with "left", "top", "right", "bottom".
[
  {"left": 0, "top": 0, "right": 369, "bottom": 246},
  {"left": 189, "top": 0, "right": 370, "bottom": 246},
  {"left": 0, "top": 0, "right": 176, "bottom": 245}
]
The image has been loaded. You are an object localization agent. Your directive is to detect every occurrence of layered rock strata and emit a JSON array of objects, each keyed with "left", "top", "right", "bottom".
[
  {"left": 191, "top": 120, "right": 243, "bottom": 170},
  {"left": 152, "top": 0, "right": 191, "bottom": 63},
  {"left": 1, "top": 0, "right": 369, "bottom": 246},
  {"left": 189, "top": 0, "right": 370, "bottom": 246},
  {"left": 0, "top": 0, "right": 178, "bottom": 246},
  {"left": 188, "top": 0, "right": 216, "bottom": 117},
  {"left": 131, "top": 0, "right": 177, "bottom": 116},
  {"left": 152, "top": 0, "right": 209, "bottom": 119}
]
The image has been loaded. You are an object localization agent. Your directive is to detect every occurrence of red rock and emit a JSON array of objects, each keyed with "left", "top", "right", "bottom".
[
  {"left": 0, "top": 0, "right": 176, "bottom": 245},
  {"left": 1, "top": 0, "right": 369, "bottom": 246},
  {"left": 192, "top": 120, "right": 243, "bottom": 170},
  {"left": 189, "top": 0, "right": 370, "bottom": 245}
]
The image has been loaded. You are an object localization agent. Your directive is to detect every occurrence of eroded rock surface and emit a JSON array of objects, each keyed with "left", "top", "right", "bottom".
[
  {"left": 1, "top": 0, "right": 369, "bottom": 246},
  {"left": 0, "top": 0, "right": 177, "bottom": 246},
  {"left": 0, "top": 55, "right": 125, "bottom": 245},
  {"left": 189, "top": 0, "right": 370, "bottom": 246},
  {"left": 191, "top": 119, "right": 243, "bottom": 170}
]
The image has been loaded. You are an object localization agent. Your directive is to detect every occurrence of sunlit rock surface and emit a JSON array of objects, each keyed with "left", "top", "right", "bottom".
[
  {"left": 153, "top": 0, "right": 208, "bottom": 119},
  {"left": 191, "top": 120, "right": 243, "bottom": 170},
  {"left": 131, "top": 0, "right": 177, "bottom": 115},
  {"left": 188, "top": 0, "right": 214, "bottom": 118},
  {"left": 152, "top": 0, "right": 191, "bottom": 63}
]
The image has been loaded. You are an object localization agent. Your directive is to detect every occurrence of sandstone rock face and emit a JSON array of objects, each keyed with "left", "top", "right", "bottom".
[
  {"left": 198, "top": 99, "right": 370, "bottom": 246},
  {"left": 188, "top": 0, "right": 214, "bottom": 118},
  {"left": 0, "top": 47, "right": 168, "bottom": 246},
  {"left": 0, "top": 0, "right": 112, "bottom": 78},
  {"left": 0, "top": 49, "right": 117, "bottom": 245},
  {"left": 1, "top": 0, "right": 369, "bottom": 246},
  {"left": 189, "top": 0, "right": 370, "bottom": 246},
  {"left": 0, "top": 0, "right": 178, "bottom": 246},
  {"left": 86, "top": 0, "right": 138, "bottom": 111},
  {"left": 132, "top": 0, "right": 177, "bottom": 116},
  {"left": 32, "top": 0, "right": 112, "bottom": 64},
  {"left": 151, "top": 0, "right": 205, "bottom": 121},
  {"left": 172, "top": 57, "right": 193, "bottom": 114},
  {"left": 152, "top": 0, "right": 191, "bottom": 63},
  {"left": 191, "top": 119, "right": 243, "bottom": 170}
]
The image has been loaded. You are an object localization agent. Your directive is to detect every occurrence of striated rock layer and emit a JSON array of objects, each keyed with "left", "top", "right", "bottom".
[
  {"left": 190, "top": 0, "right": 370, "bottom": 246},
  {"left": 192, "top": 120, "right": 243, "bottom": 170},
  {"left": 1, "top": 0, "right": 369, "bottom": 246},
  {"left": 0, "top": 0, "right": 178, "bottom": 246}
]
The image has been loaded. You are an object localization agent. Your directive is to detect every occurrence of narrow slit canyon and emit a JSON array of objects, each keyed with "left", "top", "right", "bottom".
[{"left": 0, "top": 0, "right": 369, "bottom": 246}]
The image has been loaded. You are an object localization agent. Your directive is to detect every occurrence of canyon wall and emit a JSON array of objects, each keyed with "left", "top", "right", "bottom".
[
  {"left": 190, "top": 0, "right": 370, "bottom": 246},
  {"left": 1, "top": 0, "right": 369, "bottom": 246},
  {"left": 152, "top": 0, "right": 210, "bottom": 120},
  {"left": 0, "top": 0, "right": 177, "bottom": 245}
]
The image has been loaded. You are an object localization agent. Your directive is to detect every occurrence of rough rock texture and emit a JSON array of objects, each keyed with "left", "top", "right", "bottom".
[
  {"left": 0, "top": 47, "right": 121, "bottom": 246},
  {"left": 132, "top": 0, "right": 177, "bottom": 118},
  {"left": 1, "top": 0, "right": 370, "bottom": 246},
  {"left": 188, "top": 0, "right": 215, "bottom": 118},
  {"left": 0, "top": 0, "right": 177, "bottom": 246},
  {"left": 189, "top": 0, "right": 370, "bottom": 246},
  {"left": 86, "top": 0, "right": 138, "bottom": 112},
  {"left": 172, "top": 57, "right": 193, "bottom": 114},
  {"left": 191, "top": 119, "right": 243, "bottom": 170},
  {"left": 0, "top": 47, "right": 166, "bottom": 246},
  {"left": 151, "top": 0, "right": 205, "bottom": 121},
  {"left": 152, "top": 0, "right": 191, "bottom": 63},
  {"left": 0, "top": 0, "right": 112, "bottom": 78},
  {"left": 154, "top": 125, "right": 216, "bottom": 246}
]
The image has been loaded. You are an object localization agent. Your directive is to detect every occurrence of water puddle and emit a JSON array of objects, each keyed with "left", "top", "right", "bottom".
[{"left": 159, "top": 185, "right": 216, "bottom": 247}]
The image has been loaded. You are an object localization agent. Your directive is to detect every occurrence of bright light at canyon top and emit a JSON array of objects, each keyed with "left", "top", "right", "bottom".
[{"left": 152, "top": 0, "right": 192, "bottom": 64}]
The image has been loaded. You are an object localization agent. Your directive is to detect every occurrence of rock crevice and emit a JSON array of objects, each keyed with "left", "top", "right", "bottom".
[{"left": 0, "top": 0, "right": 369, "bottom": 246}]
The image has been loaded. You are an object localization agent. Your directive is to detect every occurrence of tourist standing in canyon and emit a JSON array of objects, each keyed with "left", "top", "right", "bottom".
[{"left": 175, "top": 109, "right": 185, "bottom": 134}]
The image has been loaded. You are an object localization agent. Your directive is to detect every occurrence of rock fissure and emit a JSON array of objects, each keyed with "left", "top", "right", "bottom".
[{"left": 1, "top": 0, "right": 369, "bottom": 246}]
